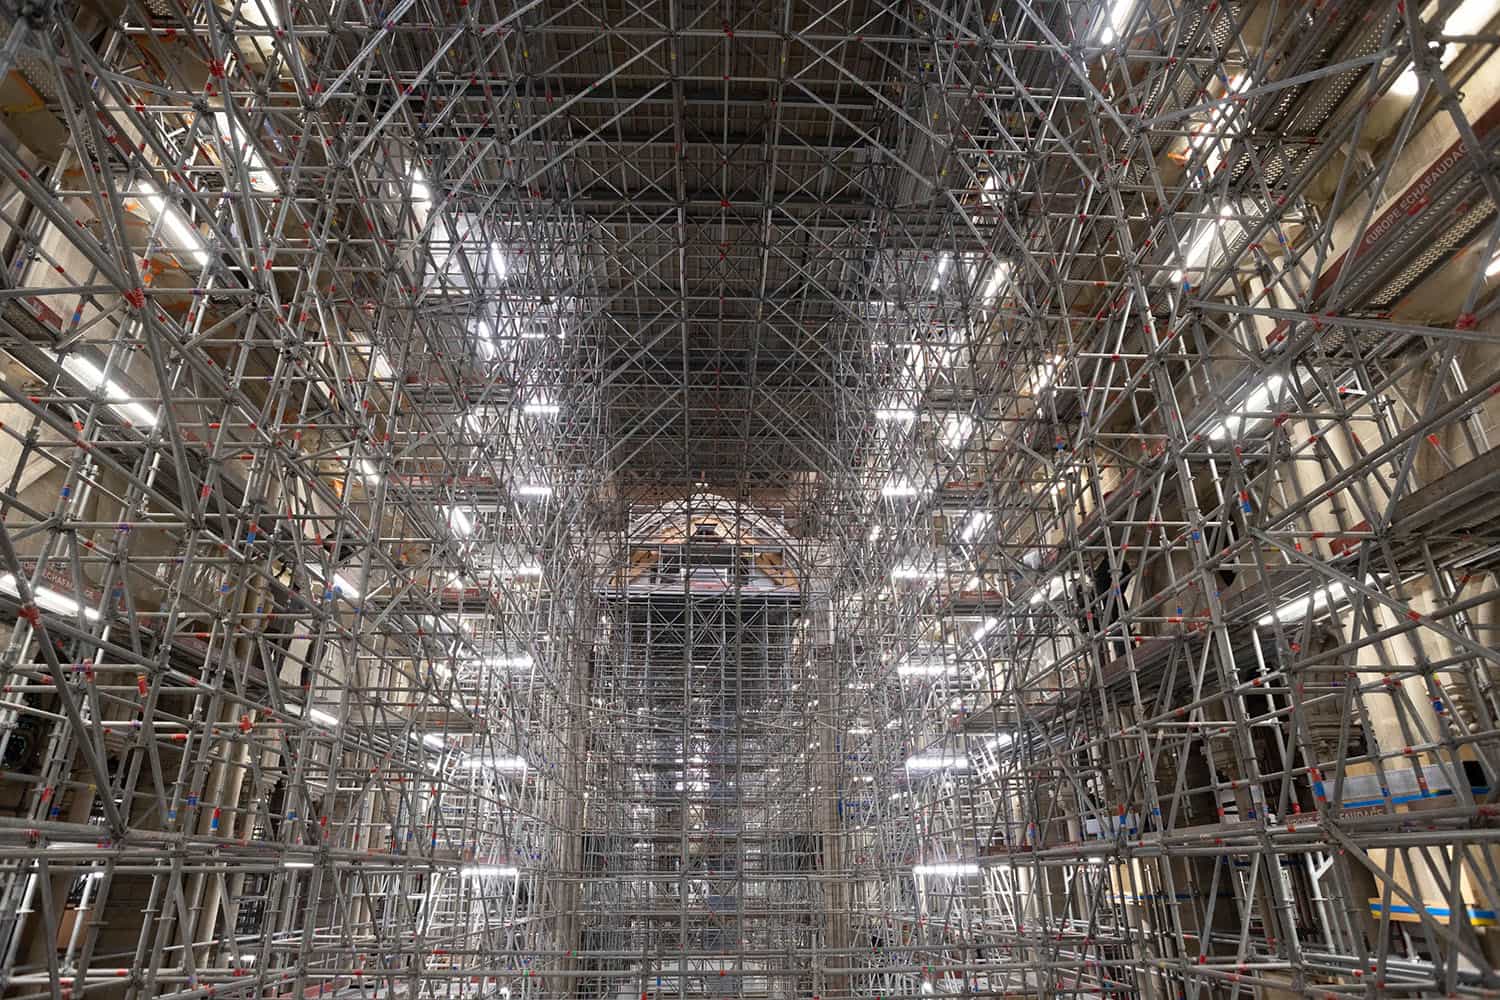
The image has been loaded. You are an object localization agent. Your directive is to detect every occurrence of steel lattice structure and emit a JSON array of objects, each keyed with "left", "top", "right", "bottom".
[{"left": 0, "top": 0, "right": 1496, "bottom": 998}]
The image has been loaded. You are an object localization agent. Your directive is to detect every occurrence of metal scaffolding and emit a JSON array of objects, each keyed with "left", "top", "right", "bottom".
[{"left": 0, "top": 0, "right": 1496, "bottom": 998}]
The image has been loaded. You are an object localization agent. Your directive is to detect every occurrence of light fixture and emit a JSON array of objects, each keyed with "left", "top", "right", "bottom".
[
  {"left": 890, "top": 566, "right": 941, "bottom": 581},
  {"left": 459, "top": 754, "right": 528, "bottom": 772},
  {"left": 485, "top": 653, "right": 534, "bottom": 669},
  {"left": 1099, "top": 0, "right": 1136, "bottom": 43},
  {"left": 308, "top": 708, "right": 339, "bottom": 727},
  {"left": 1183, "top": 75, "right": 1251, "bottom": 175},
  {"left": 212, "top": 111, "right": 277, "bottom": 191},
  {"left": 874, "top": 407, "right": 918, "bottom": 422},
  {"left": 1177, "top": 204, "right": 1235, "bottom": 279},
  {"left": 960, "top": 510, "right": 991, "bottom": 542},
  {"left": 1258, "top": 578, "right": 1369, "bottom": 626},
  {"left": 930, "top": 252, "right": 952, "bottom": 290},
  {"left": 1028, "top": 575, "right": 1066, "bottom": 606},
  {"left": 983, "top": 260, "right": 1012, "bottom": 301},
  {"left": 987, "top": 732, "right": 1014, "bottom": 751},
  {"left": 411, "top": 167, "right": 432, "bottom": 204},
  {"left": 508, "top": 565, "right": 543, "bottom": 577},
  {"left": 523, "top": 400, "right": 560, "bottom": 415},
  {"left": 489, "top": 243, "right": 507, "bottom": 280},
  {"left": 912, "top": 862, "right": 980, "bottom": 876},
  {"left": 461, "top": 865, "right": 520, "bottom": 879},
  {"left": 57, "top": 354, "right": 159, "bottom": 428},
  {"left": 1033, "top": 356, "right": 1061, "bottom": 393},
  {"left": 282, "top": 859, "right": 315, "bottom": 869},
  {"left": 474, "top": 318, "right": 499, "bottom": 360},
  {"left": 515, "top": 484, "right": 552, "bottom": 497},
  {"left": 448, "top": 507, "right": 475, "bottom": 536},
  {"left": 1394, "top": 0, "right": 1495, "bottom": 93},
  {"left": 897, "top": 660, "right": 955, "bottom": 677},
  {"left": 941, "top": 414, "right": 974, "bottom": 451},
  {"left": 0, "top": 574, "right": 102, "bottom": 621},
  {"left": 905, "top": 754, "right": 969, "bottom": 771},
  {"left": 972, "top": 617, "right": 999, "bottom": 641},
  {"left": 1209, "top": 375, "right": 1285, "bottom": 440},
  {"left": 881, "top": 480, "right": 921, "bottom": 498},
  {"left": 237, "top": 0, "right": 279, "bottom": 27},
  {"left": 134, "top": 182, "right": 209, "bottom": 268},
  {"left": 370, "top": 349, "right": 396, "bottom": 381}
]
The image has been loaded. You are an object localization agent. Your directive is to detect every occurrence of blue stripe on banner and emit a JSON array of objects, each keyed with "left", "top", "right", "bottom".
[
  {"left": 1368, "top": 902, "right": 1498, "bottom": 926},
  {"left": 1338, "top": 785, "right": 1491, "bottom": 810}
]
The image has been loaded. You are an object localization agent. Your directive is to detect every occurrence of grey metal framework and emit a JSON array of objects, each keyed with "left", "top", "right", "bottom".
[{"left": 0, "top": 0, "right": 1496, "bottom": 998}]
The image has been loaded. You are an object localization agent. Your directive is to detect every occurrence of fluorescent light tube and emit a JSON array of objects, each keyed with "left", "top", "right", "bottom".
[
  {"left": 1034, "top": 357, "right": 1060, "bottom": 393},
  {"left": 930, "top": 252, "right": 951, "bottom": 290},
  {"left": 1099, "top": 0, "right": 1135, "bottom": 42},
  {"left": 1209, "top": 374, "right": 1285, "bottom": 440},
  {"left": 1258, "top": 578, "right": 1368, "bottom": 626},
  {"left": 897, "top": 661, "right": 954, "bottom": 677},
  {"left": 0, "top": 574, "right": 101, "bottom": 621},
  {"left": 485, "top": 654, "right": 534, "bottom": 669},
  {"left": 905, "top": 754, "right": 969, "bottom": 771},
  {"left": 58, "top": 355, "right": 159, "bottom": 427},
  {"left": 238, "top": 0, "right": 279, "bottom": 26},
  {"left": 136, "top": 182, "right": 209, "bottom": 267},
  {"left": 983, "top": 261, "right": 1011, "bottom": 301},
  {"left": 942, "top": 414, "right": 974, "bottom": 450},
  {"left": 912, "top": 862, "right": 979, "bottom": 876},
  {"left": 212, "top": 112, "right": 277, "bottom": 191},
  {"left": 460, "top": 754, "right": 528, "bottom": 772},
  {"left": 461, "top": 864, "right": 520, "bottom": 879}
]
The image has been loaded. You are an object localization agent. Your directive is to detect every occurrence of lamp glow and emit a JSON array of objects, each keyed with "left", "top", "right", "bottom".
[{"left": 0, "top": 574, "right": 102, "bottom": 621}]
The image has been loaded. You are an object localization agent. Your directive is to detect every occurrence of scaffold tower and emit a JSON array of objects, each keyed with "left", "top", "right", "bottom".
[{"left": 0, "top": 0, "right": 1496, "bottom": 999}]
